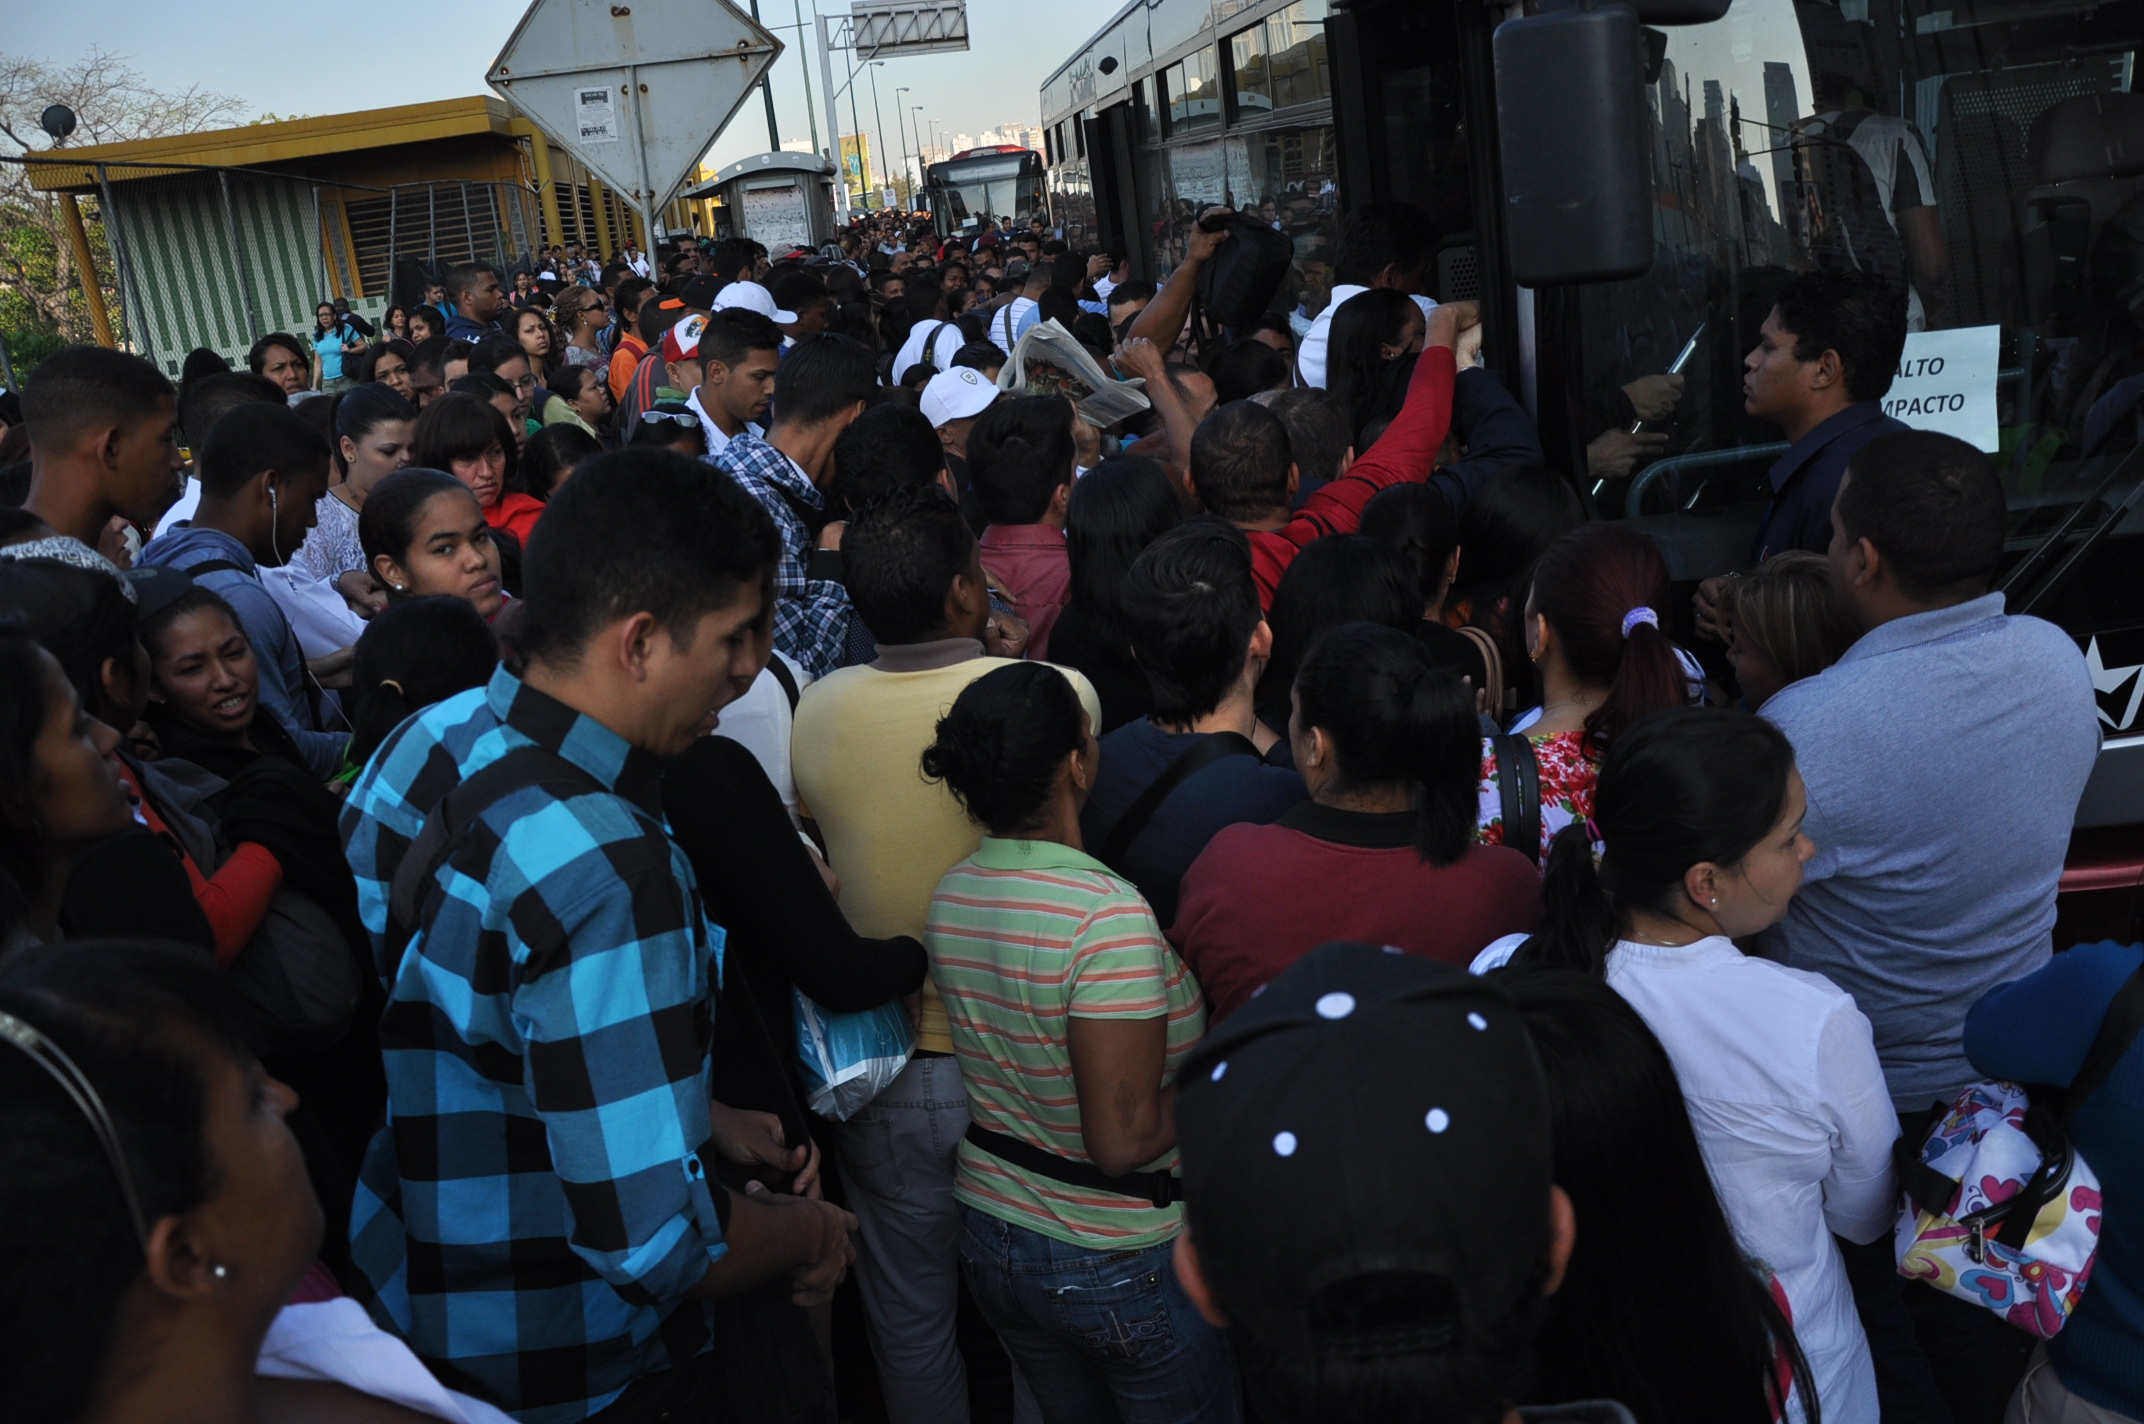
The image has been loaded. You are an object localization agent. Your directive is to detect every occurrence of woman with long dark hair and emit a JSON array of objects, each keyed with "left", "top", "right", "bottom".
[
  {"left": 1322, "top": 287, "right": 1423, "bottom": 451},
  {"left": 1498, "top": 969, "right": 1823, "bottom": 1424},
  {"left": 1481, "top": 707, "right": 1896, "bottom": 1424},
  {"left": 358, "top": 468, "right": 507, "bottom": 621},
  {"left": 1475, "top": 521, "right": 1688, "bottom": 861},
  {"left": 1174, "top": 622, "right": 1539, "bottom": 1019},
  {"left": 289, "top": 383, "right": 416, "bottom": 605},
  {"left": 1043, "top": 455, "right": 1184, "bottom": 732},
  {"left": 1444, "top": 463, "right": 1586, "bottom": 714},
  {"left": 1251, "top": 534, "right": 1419, "bottom": 735}
]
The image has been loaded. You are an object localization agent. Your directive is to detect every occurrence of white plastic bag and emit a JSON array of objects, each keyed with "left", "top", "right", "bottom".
[{"left": 793, "top": 991, "right": 915, "bottom": 1120}]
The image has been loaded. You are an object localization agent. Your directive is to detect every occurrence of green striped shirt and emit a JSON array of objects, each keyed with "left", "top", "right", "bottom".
[{"left": 926, "top": 837, "right": 1205, "bottom": 1248}]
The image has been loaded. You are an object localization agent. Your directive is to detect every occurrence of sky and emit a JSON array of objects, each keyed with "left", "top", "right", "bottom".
[{"left": 8, "top": 0, "right": 1112, "bottom": 184}]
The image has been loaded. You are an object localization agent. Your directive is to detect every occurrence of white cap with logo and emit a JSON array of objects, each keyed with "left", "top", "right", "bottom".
[
  {"left": 921, "top": 366, "right": 999, "bottom": 429},
  {"left": 712, "top": 280, "right": 799, "bottom": 325}
]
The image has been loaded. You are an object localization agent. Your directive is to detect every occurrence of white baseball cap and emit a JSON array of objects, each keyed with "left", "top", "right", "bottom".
[
  {"left": 712, "top": 280, "right": 799, "bottom": 325},
  {"left": 921, "top": 367, "right": 999, "bottom": 428}
]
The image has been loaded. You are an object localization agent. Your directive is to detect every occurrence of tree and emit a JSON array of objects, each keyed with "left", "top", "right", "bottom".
[{"left": 0, "top": 48, "right": 247, "bottom": 350}]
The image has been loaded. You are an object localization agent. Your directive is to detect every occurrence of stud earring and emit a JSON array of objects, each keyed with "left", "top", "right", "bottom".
[{"left": 211, "top": 1265, "right": 229, "bottom": 1280}]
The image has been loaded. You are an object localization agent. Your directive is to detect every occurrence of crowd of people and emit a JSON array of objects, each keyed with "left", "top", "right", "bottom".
[{"left": 0, "top": 195, "right": 2127, "bottom": 1424}]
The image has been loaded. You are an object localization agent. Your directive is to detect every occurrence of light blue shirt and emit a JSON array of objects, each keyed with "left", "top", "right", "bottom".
[{"left": 1759, "top": 592, "right": 2100, "bottom": 1111}]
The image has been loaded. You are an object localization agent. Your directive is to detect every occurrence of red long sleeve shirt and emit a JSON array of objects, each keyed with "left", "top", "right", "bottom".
[
  {"left": 115, "top": 758, "right": 283, "bottom": 965},
  {"left": 1246, "top": 345, "right": 1457, "bottom": 609}
]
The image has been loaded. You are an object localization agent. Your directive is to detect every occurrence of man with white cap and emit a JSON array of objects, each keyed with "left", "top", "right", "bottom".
[
  {"left": 920, "top": 366, "right": 999, "bottom": 479},
  {"left": 712, "top": 280, "right": 800, "bottom": 337}
]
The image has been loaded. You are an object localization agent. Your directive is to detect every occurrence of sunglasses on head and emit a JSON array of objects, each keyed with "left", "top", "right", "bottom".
[{"left": 641, "top": 408, "right": 702, "bottom": 429}]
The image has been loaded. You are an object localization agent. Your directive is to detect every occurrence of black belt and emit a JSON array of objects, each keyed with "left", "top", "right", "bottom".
[{"left": 963, "top": 1122, "right": 1181, "bottom": 1208}]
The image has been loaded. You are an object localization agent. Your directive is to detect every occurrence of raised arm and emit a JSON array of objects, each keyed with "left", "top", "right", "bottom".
[
  {"left": 1125, "top": 207, "right": 1233, "bottom": 353},
  {"left": 1113, "top": 336, "right": 1195, "bottom": 491}
]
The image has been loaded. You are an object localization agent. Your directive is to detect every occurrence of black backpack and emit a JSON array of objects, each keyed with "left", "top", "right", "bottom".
[{"left": 1197, "top": 215, "right": 1295, "bottom": 329}]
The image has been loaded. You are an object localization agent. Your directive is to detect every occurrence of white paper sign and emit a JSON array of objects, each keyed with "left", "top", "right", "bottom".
[
  {"left": 574, "top": 87, "right": 619, "bottom": 145},
  {"left": 1883, "top": 324, "right": 2000, "bottom": 452},
  {"left": 740, "top": 186, "right": 811, "bottom": 255}
]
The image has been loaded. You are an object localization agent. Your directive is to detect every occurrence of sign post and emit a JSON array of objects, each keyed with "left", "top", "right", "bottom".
[{"left": 489, "top": 0, "right": 782, "bottom": 250}]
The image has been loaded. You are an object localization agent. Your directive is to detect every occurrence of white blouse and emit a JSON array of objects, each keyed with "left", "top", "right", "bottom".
[{"left": 1476, "top": 934, "right": 1897, "bottom": 1424}]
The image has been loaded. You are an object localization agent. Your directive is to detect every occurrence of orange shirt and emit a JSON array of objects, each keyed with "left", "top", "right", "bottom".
[
  {"left": 607, "top": 334, "right": 648, "bottom": 403},
  {"left": 489, "top": 490, "right": 547, "bottom": 547}
]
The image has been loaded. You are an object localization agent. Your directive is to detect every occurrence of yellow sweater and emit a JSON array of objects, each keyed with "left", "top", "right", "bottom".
[{"left": 791, "top": 648, "right": 1102, "bottom": 1055}]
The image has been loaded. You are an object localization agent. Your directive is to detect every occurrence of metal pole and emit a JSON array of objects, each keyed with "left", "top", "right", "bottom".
[
  {"left": 0, "top": 328, "right": 15, "bottom": 389},
  {"left": 795, "top": 0, "right": 820, "bottom": 154},
  {"left": 387, "top": 187, "right": 399, "bottom": 305},
  {"left": 846, "top": 47, "right": 870, "bottom": 209},
  {"left": 625, "top": 62, "right": 657, "bottom": 258},
  {"left": 98, "top": 165, "right": 154, "bottom": 360},
  {"left": 427, "top": 183, "right": 437, "bottom": 263},
  {"left": 748, "top": 0, "right": 781, "bottom": 148},
  {"left": 816, "top": 12, "right": 849, "bottom": 220},
  {"left": 312, "top": 183, "right": 330, "bottom": 301},
  {"left": 869, "top": 62, "right": 889, "bottom": 209},
  {"left": 458, "top": 180, "right": 477, "bottom": 265},
  {"left": 59, "top": 193, "right": 115, "bottom": 347},
  {"left": 896, "top": 87, "right": 914, "bottom": 205},
  {"left": 215, "top": 167, "right": 258, "bottom": 348}
]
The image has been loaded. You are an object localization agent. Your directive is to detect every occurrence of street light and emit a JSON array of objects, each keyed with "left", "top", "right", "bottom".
[{"left": 896, "top": 87, "right": 914, "bottom": 204}]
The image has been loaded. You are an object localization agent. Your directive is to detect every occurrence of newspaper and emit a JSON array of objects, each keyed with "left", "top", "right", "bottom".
[{"left": 997, "top": 318, "right": 1152, "bottom": 427}]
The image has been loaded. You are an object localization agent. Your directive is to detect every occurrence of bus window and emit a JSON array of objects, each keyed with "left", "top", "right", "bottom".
[{"left": 1581, "top": 0, "right": 2143, "bottom": 649}]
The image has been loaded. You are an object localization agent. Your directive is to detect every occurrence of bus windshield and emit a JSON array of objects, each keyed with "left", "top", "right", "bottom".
[
  {"left": 1588, "top": 0, "right": 2141, "bottom": 657},
  {"left": 925, "top": 151, "right": 1047, "bottom": 235}
]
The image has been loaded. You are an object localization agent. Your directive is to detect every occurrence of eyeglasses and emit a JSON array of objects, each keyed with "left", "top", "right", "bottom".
[{"left": 641, "top": 408, "right": 702, "bottom": 429}]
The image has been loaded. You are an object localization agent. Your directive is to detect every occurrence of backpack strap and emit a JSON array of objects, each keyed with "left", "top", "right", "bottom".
[
  {"left": 383, "top": 746, "right": 607, "bottom": 982},
  {"left": 764, "top": 653, "right": 802, "bottom": 713},
  {"left": 180, "top": 559, "right": 251, "bottom": 579},
  {"left": 2062, "top": 962, "right": 2144, "bottom": 1124},
  {"left": 1494, "top": 733, "right": 1543, "bottom": 866},
  {"left": 1098, "top": 731, "right": 1261, "bottom": 869}
]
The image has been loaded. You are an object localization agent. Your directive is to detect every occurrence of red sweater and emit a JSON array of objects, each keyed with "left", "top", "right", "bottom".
[
  {"left": 1246, "top": 345, "right": 1457, "bottom": 609},
  {"left": 1169, "top": 801, "right": 1540, "bottom": 1023}
]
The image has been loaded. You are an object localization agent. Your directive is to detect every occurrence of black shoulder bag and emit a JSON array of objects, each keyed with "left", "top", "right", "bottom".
[
  {"left": 1493, "top": 733, "right": 1543, "bottom": 866},
  {"left": 1096, "top": 731, "right": 1261, "bottom": 869}
]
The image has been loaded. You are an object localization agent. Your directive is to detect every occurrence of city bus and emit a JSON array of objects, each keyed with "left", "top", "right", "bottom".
[
  {"left": 921, "top": 146, "right": 1051, "bottom": 239},
  {"left": 1040, "top": 0, "right": 2144, "bottom": 941}
]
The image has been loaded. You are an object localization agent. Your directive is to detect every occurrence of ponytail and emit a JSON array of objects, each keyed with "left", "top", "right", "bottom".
[
  {"left": 1592, "top": 615, "right": 1689, "bottom": 753},
  {"left": 347, "top": 595, "right": 500, "bottom": 769},
  {"left": 1530, "top": 523, "right": 1687, "bottom": 755},
  {"left": 1513, "top": 706, "right": 1797, "bottom": 978},
  {"left": 1513, "top": 821, "right": 1619, "bottom": 976},
  {"left": 1293, "top": 622, "right": 1477, "bottom": 867}
]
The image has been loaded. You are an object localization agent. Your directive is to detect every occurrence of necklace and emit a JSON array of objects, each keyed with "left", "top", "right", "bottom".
[
  {"left": 1534, "top": 692, "right": 1605, "bottom": 723},
  {"left": 329, "top": 483, "right": 362, "bottom": 513}
]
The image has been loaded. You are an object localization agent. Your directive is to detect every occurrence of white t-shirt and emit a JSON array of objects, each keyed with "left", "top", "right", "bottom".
[
  {"left": 892, "top": 320, "right": 965, "bottom": 384},
  {"left": 1296, "top": 284, "right": 1438, "bottom": 390},
  {"left": 713, "top": 651, "right": 814, "bottom": 822},
  {"left": 686, "top": 386, "right": 762, "bottom": 460},
  {"left": 987, "top": 296, "right": 1039, "bottom": 354},
  {"left": 1474, "top": 933, "right": 1894, "bottom": 1424}
]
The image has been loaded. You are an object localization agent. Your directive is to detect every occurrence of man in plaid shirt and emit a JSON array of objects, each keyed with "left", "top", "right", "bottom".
[
  {"left": 342, "top": 450, "right": 855, "bottom": 1423},
  {"left": 714, "top": 333, "right": 879, "bottom": 677}
]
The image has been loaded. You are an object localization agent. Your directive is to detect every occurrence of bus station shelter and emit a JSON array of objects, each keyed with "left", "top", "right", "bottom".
[{"left": 25, "top": 96, "right": 653, "bottom": 377}]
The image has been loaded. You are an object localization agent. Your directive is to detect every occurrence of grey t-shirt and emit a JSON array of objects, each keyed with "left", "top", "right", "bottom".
[{"left": 1759, "top": 593, "right": 2100, "bottom": 1112}]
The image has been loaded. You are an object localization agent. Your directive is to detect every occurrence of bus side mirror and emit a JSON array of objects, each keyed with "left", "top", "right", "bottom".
[{"left": 1494, "top": 3, "right": 1655, "bottom": 286}]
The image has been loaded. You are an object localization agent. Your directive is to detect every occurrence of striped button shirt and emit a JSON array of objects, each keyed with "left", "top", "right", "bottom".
[
  {"left": 340, "top": 666, "right": 729, "bottom": 1423},
  {"left": 926, "top": 837, "right": 1205, "bottom": 1249},
  {"left": 715, "top": 432, "right": 854, "bottom": 678}
]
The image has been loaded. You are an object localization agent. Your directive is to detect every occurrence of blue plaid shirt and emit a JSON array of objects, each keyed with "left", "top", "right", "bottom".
[
  {"left": 340, "top": 667, "right": 728, "bottom": 1423},
  {"left": 714, "top": 432, "right": 853, "bottom": 677}
]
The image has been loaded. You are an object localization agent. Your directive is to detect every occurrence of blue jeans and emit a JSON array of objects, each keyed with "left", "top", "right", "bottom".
[{"left": 958, "top": 1206, "right": 1241, "bottom": 1424}]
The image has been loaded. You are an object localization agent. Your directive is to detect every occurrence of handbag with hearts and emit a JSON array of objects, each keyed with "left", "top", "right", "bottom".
[{"left": 1893, "top": 964, "right": 2144, "bottom": 1338}]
